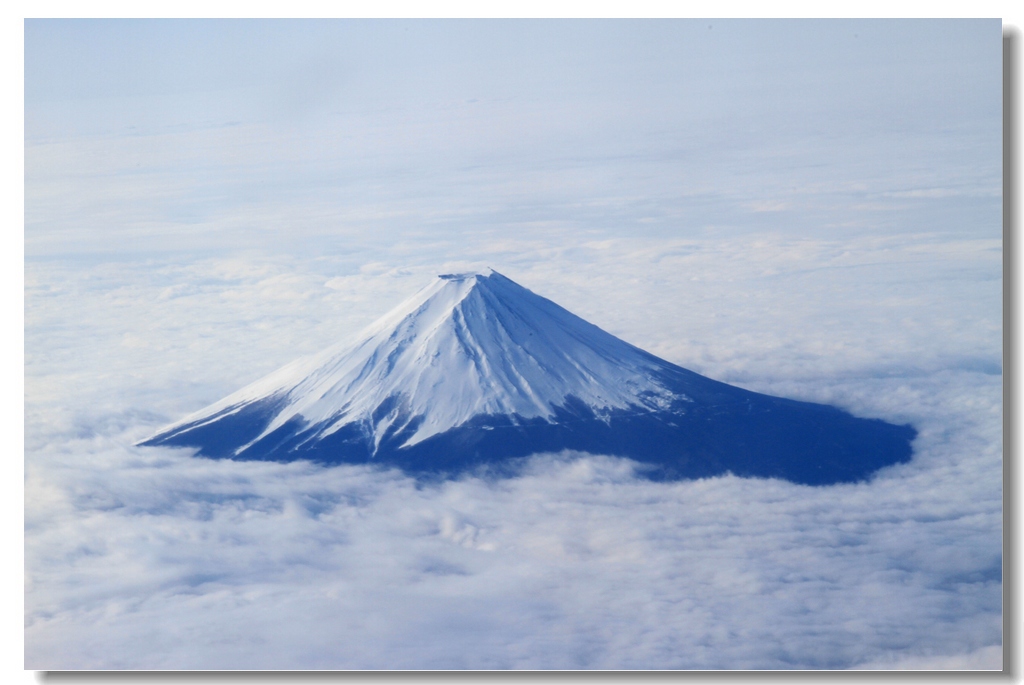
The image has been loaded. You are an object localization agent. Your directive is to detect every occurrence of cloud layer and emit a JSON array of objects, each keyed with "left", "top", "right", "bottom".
[
  {"left": 26, "top": 409, "right": 1001, "bottom": 669},
  {"left": 24, "top": 242, "right": 1001, "bottom": 669}
]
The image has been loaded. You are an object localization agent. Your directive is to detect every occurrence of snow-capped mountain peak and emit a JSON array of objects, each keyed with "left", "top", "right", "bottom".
[
  {"left": 155, "top": 270, "right": 684, "bottom": 455},
  {"left": 140, "top": 270, "right": 915, "bottom": 485}
]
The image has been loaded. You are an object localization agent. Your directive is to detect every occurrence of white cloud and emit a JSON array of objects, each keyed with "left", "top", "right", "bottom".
[
  {"left": 25, "top": 387, "right": 1001, "bottom": 669},
  {"left": 24, "top": 241, "right": 1001, "bottom": 669},
  {"left": 851, "top": 644, "right": 1002, "bottom": 670}
]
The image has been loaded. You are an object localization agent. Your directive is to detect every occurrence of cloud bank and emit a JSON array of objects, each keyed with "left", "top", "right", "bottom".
[
  {"left": 24, "top": 240, "right": 1001, "bottom": 669},
  {"left": 27, "top": 420, "right": 1001, "bottom": 669}
]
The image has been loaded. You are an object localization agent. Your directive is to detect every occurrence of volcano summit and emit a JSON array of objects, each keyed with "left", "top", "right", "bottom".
[{"left": 139, "top": 269, "right": 915, "bottom": 484}]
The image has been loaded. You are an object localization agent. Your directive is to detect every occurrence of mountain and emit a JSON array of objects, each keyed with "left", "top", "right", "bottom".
[{"left": 138, "top": 269, "right": 915, "bottom": 485}]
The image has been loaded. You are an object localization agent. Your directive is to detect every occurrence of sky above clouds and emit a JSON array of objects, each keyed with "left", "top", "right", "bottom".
[{"left": 23, "top": 19, "right": 1002, "bottom": 670}]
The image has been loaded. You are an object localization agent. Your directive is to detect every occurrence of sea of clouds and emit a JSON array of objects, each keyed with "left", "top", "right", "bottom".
[
  {"left": 24, "top": 238, "right": 1002, "bottom": 669},
  {"left": 23, "top": 20, "right": 1003, "bottom": 670}
]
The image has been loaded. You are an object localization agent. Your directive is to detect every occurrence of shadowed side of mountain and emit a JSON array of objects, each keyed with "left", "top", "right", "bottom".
[
  {"left": 141, "top": 382, "right": 916, "bottom": 486},
  {"left": 137, "top": 396, "right": 289, "bottom": 459},
  {"left": 387, "top": 397, "right": 916, "bottom": 485}
]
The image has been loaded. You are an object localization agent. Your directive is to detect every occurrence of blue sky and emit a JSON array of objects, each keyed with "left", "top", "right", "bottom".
[{"left": 23, "top": 19, "right": 1003, "bottom": 670}]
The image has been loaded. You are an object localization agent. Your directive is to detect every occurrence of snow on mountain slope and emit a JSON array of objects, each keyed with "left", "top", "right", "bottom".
[{"left": 153, "top": 269, "right": 688, "bottom": 453}]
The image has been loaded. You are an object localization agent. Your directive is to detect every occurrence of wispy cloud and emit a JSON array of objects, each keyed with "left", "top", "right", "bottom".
[{"left": 745, "top": 200, "right": 789, "bottom": 213}]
